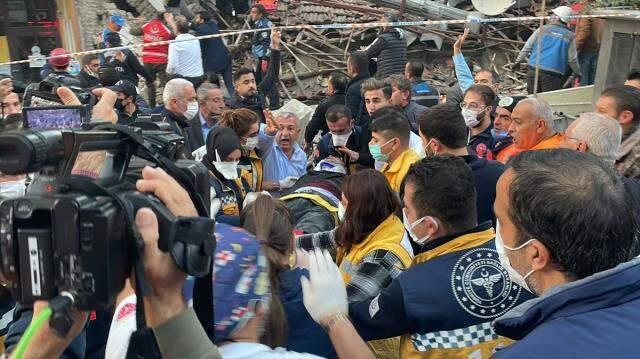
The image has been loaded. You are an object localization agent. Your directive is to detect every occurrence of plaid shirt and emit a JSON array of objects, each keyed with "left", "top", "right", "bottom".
[{"left": 296, "top": 229, "right": 406, "bottom": 302}]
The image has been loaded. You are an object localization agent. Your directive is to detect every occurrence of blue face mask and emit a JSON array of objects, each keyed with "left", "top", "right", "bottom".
[
  {"left": 491, "top": 128, "right": 509, "bottom": 140},
  {"left": 369, "top": 138, "right": 395, "bottom": 163}
]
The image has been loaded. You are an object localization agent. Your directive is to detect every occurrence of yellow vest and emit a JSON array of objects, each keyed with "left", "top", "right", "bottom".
[
  {"left": 381, "top": 149, "right": 421, "bottom": 193},
  {"left": 336, "top": 215, "right": 413, "bottom": 284},
  {"left": 240, "top": 150, "right": 264, "bottom": 192},
  {"left": 337, "top": 215, "right": 413, "bottom": 359},
  {"left": 400, "top": 227, "right": 516, "bottom": 359}
]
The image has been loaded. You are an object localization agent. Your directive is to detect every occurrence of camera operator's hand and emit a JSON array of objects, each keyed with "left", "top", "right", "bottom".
[
  {"left": 135, "top": 208, "right": 187, "bottom": 327},
  {"left": 57, "top": 86, "right": 118, "bottom": 124},
  {"left": 0, "top": 78, "right": 13, "bottom": 102},
  {"left": 136, "top": 166, "right": 198, "bottom": 217},
  {"left": 12, "top": 301, "right": 88, "bottom": 359}
]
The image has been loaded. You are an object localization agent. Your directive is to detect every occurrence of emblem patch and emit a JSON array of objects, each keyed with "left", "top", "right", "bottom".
[{"left": 451, "top": 247, "right": 522, "bottom": 319}]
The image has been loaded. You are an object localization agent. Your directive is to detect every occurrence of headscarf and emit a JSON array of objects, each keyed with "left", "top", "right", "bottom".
[{"left": 201, "top": 126, "right": 242, "bottom": 172}]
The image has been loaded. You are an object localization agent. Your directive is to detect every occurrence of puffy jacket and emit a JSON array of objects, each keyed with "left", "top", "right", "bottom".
[
  {"left": 494, "top": 257, "right": 640, "bottom": 359},
  {"left": 366, "top": 28, "right": 407, "bottom": 79}
]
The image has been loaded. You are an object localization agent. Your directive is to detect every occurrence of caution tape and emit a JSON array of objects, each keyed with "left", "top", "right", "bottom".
[{"left": 0, "top": 11, "right": 637, "bottom": 66}]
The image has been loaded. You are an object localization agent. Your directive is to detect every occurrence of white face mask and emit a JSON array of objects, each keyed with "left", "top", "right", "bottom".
[
  {"left": 0, "top": 179, "right": 26, "bottom": 198},
  {"left": 242, "top": 136, "right": 259, "bottom": 152},
  {"left": 495, "top": 220, "right": 536, "bottom": 293},
  {"left": 331, "top": 131, "right": 352, "bottom": 147},
  {"left": 461, "top": 107, "right": 482, "bottom": 128},
  {"left": 337, "top": 202, "right": 346, "bottom": 222},
  {"left": 402, "top": 208, "right": 438, "bottom": 245},
  {"left": 184, "top": 101, "right": 199, "bottom": 120},
  {"left": 212, "top": 149, "right": 239, "bottom": 180}
]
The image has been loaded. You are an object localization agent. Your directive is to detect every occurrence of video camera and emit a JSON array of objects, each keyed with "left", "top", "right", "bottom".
[
  {"left": 23, "top": 74, "right": 95, "bottom": 108},
  {"left": 0, "top": 123, "right": 215, "bottom": 310}
]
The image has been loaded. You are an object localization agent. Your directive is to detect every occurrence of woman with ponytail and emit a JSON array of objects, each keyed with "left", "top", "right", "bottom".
[
  {"left": 202, "top": 126, "right": 252, "bottom": 226},
  {"left": 218, "top": 108, "right": 278, "bottom": 193},
  {"left": 240, "top": 195, "right": 337, "bottom": 358}
]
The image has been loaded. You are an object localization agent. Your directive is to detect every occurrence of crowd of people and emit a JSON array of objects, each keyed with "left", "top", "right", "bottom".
[{"left": 1, "top": 2, "right": 640, "bottom": 358}]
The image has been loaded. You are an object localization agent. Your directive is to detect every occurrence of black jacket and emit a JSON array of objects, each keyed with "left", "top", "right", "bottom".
[
  {"left": 110, "top": 49, "right": 153, "bottom": 85},
  {"left": 226, "top": 49, "right": 281, "bottom": 123},
  {"left": 304, "top": 90, "right": 347, "bottom": 143},
  {"left": 193, "top": 21, "right": 231, "bottom": 73},
  {"left": 366, "top": 28, "right": 407, "bottom": 79},
  {"left": 77, "top": 71, "right": 100, "bottom": 89},
  {"left": 316, "top": 125, "right": 374, "bottom": 170},
  {"left": 162, "top": 108, "right": 204, "bottom": 157},
  {"left": 345, "top": 73, "right": 370, "bottom": 126}
]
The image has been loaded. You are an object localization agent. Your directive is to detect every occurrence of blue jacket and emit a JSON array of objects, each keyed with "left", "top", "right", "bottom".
[
  {"left": 279, "top": 269, "right": 337, "bottom": 358},
  {"left": 493, "top": 257, "right": 640, "bottom": 359},
  {"left": 251, "top": 17, "right": 273, "bottom": 58},
  {"left": 194, "top": 21, "right": 231, "bottom": 73},
  {"left": 462, "top": 155, "right": 504, "bottom": 225},
  {"left": 517, "top": 24, "right": 580, "bottom": 76}
]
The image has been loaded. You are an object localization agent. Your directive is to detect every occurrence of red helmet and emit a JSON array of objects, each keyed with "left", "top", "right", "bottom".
[{"left": 49, "top": 48, "right": 70, "bottom": 67}]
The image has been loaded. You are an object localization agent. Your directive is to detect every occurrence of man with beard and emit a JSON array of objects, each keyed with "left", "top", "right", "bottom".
[
  {"left": 461, "top": 84, "right": 496, "bottom": 158},
  {"left": 226, "top": 29, "right": 282, "bottom": 122},
  {"left": 261, "top": 112, "right": 307, "bottom": 196}
]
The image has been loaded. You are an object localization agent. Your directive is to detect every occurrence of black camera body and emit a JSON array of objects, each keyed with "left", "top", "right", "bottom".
[
  {"left": 23, "top": 74, "right": 94, "bottom": 107},
  {"left": 0, "top": 125, "right": 215, "bottom": 310}
]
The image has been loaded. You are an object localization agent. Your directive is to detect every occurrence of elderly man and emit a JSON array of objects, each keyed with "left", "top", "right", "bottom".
[
  {"left": 593, "top": 86, "right": 640, "bottom": 179},
  {"left": 561, "top": 112, "right": 640, "bottom": 202},
  {"left": 261, "top": 112, "right": 307, "bottom": 195},
  {"left": 492, "top": 149, "right": 640, "bottom": 358},
  {"left": 500, "top": 97, "right": 563, "bottom": 157},
  {"left": 196, "top": 83, "right": 226, "bottom": 142},
  {"left": 385, "top": 74, "right": 428, "bottom": 133},
  {"left": 162, "top": 78, "right": 203, "bottom": 155}
]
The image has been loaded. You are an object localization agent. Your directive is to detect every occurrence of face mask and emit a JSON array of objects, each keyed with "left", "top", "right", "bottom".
[
  {"left": 184, "top": 101, "right": 199, "bottom": 120},
  {"left": 212, "top": 149, "right": 239, "bottom": 180},
  {"left": 337, "top": 202, "right": 346, "bottom": 222},
  {"left": 369, "top": 138, "right": 395, "bottom": 163},
  {"left": 0, "top": 180, "right": 26, "bottom": 198},
  {"left": 115, "top": 99, "right": 125, "bottom": 112},
  {"left": 495, "top": 220, "right": 536, "bottom": 293},
  {"left": 491, "top": 128, "right": 509, "bottom": 140},
  {"left": 332, "top": 131, "right": 352, "bottom": 148},
  {"left": 402, "top": 208, "right": 438, "bottom": 245},
  {"left": 242, "top": 136, "right": 259, "bottom": 152},
  {"left": 462, "top": 108, "right": 483, "bottom": 128}
]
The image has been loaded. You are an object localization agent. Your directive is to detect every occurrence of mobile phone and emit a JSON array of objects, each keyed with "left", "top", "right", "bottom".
[{"left": 22, "top": 105, "right": 90, "bottom": 129}]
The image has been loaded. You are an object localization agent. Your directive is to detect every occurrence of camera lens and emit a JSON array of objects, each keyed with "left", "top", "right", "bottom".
[{"left": 0, "top": 130, "right": 64, "bottom": 174}]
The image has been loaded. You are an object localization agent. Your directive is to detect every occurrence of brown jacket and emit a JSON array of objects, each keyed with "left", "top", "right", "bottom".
[
  {"left": 575, "top": 17, "right": 604, "bottom": 53},
  {"left": 616, "top": 128, "right": 640, "bottom": 180}
]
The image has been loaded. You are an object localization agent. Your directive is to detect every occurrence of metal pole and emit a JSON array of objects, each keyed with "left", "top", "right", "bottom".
[{"left": 533, "top": 0, "right": 547, "bottom": 95}]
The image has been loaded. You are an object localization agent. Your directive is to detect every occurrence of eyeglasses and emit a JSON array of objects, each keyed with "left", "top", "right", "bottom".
[{"left": 460, "top": 102, "right": 484, "bottom": 111}]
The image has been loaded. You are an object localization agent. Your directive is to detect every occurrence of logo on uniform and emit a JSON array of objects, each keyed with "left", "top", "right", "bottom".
[{"left": 451, "top": 247, "right": 522, "bottom": 319}]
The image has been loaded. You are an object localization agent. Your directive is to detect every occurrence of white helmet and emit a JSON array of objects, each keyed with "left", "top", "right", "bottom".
[
  {"left": 313, "top": 159, "right": 347, "bottom": 175},
  {"left": 552, "top": 6, "right": 573, "bottom": 24}
]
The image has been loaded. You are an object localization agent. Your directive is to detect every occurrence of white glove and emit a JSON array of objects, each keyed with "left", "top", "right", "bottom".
[
  {"left": 300, "top": 249, "right": 348, "bottom": 324},
  {"left": 278, "top": 176, "right": 299, "bottom": 190},
  {"left": 243, "top": 191, "right": 272, "bottom": 208}
]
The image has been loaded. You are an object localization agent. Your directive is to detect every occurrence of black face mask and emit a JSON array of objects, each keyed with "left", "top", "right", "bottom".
[{"left": 115, "top": 99, "right": 126, "bottom": 112}]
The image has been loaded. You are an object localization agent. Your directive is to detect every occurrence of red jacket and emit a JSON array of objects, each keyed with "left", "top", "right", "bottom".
[{"left": 141, "top": 19, "right": 173, "bottom": 64}]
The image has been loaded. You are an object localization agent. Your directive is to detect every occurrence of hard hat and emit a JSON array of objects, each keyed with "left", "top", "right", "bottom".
[
  {"left": 49, "top": 48, "right": 70, "bottom": 67},
  {"left": 110, "top": 14, "right": 126, "bottom": 27},
  {"left": 552, "top": 6, "right": 573, "bottom": 23}
]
